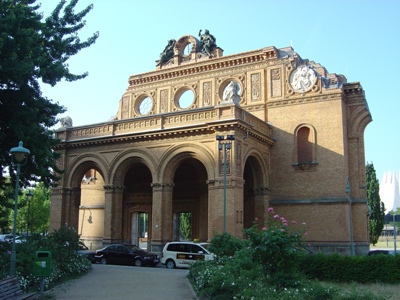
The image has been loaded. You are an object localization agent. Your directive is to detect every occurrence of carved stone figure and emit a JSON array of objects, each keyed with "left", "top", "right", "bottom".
[
  {"left": 289, "top": 65, "right": 317, "bottom": 93},
  {"left": 60, "top": 116, "right": 73, "bottom": 128},
  {"left": 198, "top": 29, "right": 216, "bottom": 57},
  {"left": 222, "top": 81, "right": 240, "bottom": 105},
  {"left": 156, "top": 39, "right": 176, "bottom": 66}
]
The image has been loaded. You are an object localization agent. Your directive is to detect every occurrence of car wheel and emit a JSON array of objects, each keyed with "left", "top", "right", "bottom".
[
  {"left": 100, "top": 257, "right": 107, "bottom": 265},
  {"left": 134, "top": 259, "right": 142, "bottom": 267},
  {"left": 165, "top": 259, "right": 176, "bottom": 269}
]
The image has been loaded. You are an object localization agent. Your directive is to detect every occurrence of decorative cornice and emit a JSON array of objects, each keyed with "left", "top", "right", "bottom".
[
  {"left": 128, "top": 48, "right": 277, "bottom": 86},
  {"left": 54, "top": 105, "right": 275, "bottom": 149}
]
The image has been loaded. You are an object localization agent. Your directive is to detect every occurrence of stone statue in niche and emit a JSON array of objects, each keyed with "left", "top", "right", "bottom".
[
  {"left": 221, "top": 81, "right": 240, "bottom": 105},
  {"left": 156, "top": 39, "right": 176, "bottom": 66},
  {"left": 198, "top": 29, "right": 217, "bottom": 57}
]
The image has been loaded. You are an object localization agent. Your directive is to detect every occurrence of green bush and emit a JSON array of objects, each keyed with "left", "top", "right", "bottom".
[
  {"left": 243, "top": 207, "right": 306, "bottom": 280},
  {"left": 208, "top": 231, "right": 245, "bottom": 258},
  {"left": 299, "top": 252, "right": 400, "bottom": 284},
  {"left": 189, "top": 208, "right": 391, "bottom": 299},
  {"left": 0, "top": 226, "right": 91, "bottom": 292}
]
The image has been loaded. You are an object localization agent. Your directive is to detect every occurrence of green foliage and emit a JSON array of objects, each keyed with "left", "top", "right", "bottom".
[
  {"left": 189, "top": 248, "right": 264, "bottom": 299},
  {"left": 0, "top": 226, "right": 91, "bottom": 292},
  {"left": 366, "top": 162, "right": 385, "bottom": 245},
  {"left": 16, "top": 183, "right": 51, "bottom": 235},
  {"left": 208, "top": 231, "right": 245, "bottom": 258},
  {"left": 243, "top": 207, "right": 305, "bottom": 277},
  {"left": 0, "top": 178, "right": 14, "bottom": 232},
  {"left": 179, "top": 212, "right": 192, "bottom": 240},
  {"left": 0, "top": 0, "right": 99, "bottom": 191},
  {"left": 299, "top": 252, "right": 400, "bottom": 284},
  {"left": 189, "top": 208, "right": 390, "bottom": 299}
]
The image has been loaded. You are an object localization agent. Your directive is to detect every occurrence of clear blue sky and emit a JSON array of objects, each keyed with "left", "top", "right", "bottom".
[{"left": 39, "top": 0, "right": 400, "bottom": 182}]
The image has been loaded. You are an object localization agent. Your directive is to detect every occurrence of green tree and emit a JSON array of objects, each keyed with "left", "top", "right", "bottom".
[
  {"left": 0, "top": 178, "right": 14, "bottom": 232},
  {"left": 179, "top": 212, "right": 192, "bottom": 240},
  {"left": 0, "top": 0, "right": 98, "bottom": 195},
  {"left": 366, "top": 162, "right": 385, "bottom": 245},
  {"left": 15, "top": 183, "right": 50, "bottom": 235}
]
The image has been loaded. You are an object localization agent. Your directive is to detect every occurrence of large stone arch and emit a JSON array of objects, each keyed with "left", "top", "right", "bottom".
[
  {"left": 154, "top": 143, "right": 215, "bottom": 243},
  {"left": 102, "top": 148, "right": 158, "bottom": 246},
  {"left": 108, "top": 147, "right": 158, "bottom": 187},
  {"left": 65, "top": 153, "right": 109, "bottom": 187},
  {"left": 60, "top": 153, "right": 109, "bottom": 249},
  {"left": 158, "top": 143, "right": 215, "bottom": 182}
]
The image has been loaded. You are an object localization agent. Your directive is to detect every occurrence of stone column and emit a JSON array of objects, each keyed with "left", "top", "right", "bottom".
[
  {"left": 49, "top": 187, "right": 65, "bottom": 232},
  {"left": 103, "top": 185, "right": 124, "bottom": 244},
  {"left": 150, "top": 182, "right": 174, "bottom": 253}
]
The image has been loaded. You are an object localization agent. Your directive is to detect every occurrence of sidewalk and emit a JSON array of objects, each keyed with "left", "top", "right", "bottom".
[{"left": 45, "top": 264, "right": 198, "bottom": 300}]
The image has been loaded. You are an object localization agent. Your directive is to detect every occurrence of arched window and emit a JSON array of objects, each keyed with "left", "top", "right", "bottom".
[
  {"left": 297, "top": 127, "right": 312, "bottom": 163},
  {"left": 293, "top": 125, "right": 318, "bottom": 170}
]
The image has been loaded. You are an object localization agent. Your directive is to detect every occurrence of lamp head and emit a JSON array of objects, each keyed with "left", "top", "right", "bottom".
[{"left": 10, "top": 141, "right": 30, "bottom": 163}]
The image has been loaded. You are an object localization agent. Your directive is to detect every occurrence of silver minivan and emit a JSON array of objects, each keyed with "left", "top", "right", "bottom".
[{"left": 161, "top": 241, "right": 214, "bottom": 269}]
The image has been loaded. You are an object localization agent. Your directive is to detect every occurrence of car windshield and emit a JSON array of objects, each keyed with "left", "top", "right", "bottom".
[{"left": 200, "top": 243, "right": 209, "bottom": 249}]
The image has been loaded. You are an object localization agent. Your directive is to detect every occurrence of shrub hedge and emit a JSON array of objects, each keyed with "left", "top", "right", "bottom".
[{"left": 298, "top": 252, "right": 400, "bottom": 284}]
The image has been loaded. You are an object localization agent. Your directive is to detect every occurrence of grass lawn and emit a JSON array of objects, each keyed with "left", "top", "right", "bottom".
[{"left": 322, "top": 282, "right": 400, "bottom": 300}]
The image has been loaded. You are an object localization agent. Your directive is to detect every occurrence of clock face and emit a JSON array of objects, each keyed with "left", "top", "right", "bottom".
[
  {"left": 289, "top": 65, "right": 317, "bottom": 93},
  {"left": 139, "top": 97, "right": 152, "bottom": 115}
]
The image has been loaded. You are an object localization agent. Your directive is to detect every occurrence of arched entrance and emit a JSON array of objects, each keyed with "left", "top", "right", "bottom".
[
  {"left": 123, "top": 163, "right": 153, "bottom": 247},
  {"left": 172, "top": 158, "right": 208, "bottom": 242},
  {"left": 243, "top": 155, "right": 267, "bottom": 228}
]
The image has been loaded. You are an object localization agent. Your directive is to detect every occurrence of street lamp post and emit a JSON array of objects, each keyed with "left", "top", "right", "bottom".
[
  {"left": 216, "top": 134, "right": 235, "bottom": 232},
  {"left": 9, "top": 141, "right": 30, "bottom": 276}
]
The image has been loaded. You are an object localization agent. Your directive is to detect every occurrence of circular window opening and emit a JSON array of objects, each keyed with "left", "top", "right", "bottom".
[
  {"left": 178, "top": 90, "right": 194, "bottom": 109},
  {"left": 139, "top": 96, "right": 153, "bottom": 115},
  {"left": 184, "top": 43, "right": 193, "bottom": 55}
]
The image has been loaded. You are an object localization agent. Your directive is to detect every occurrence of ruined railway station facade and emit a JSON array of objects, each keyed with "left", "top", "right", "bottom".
[{"left": 50, "top": 32, "right": 372, "bottom": 255}]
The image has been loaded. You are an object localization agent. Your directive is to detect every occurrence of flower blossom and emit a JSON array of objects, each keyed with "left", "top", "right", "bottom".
[
  {"left": 268, "top": 207, "right": 274, "bottom": 213},
  {"left": 273, "top": 214, "right": 280, "bottom": 219}
]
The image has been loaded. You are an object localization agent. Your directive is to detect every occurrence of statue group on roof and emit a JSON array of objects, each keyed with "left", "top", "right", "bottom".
[{"left": 156, "top": 29, "right": 218, "bottom": 67}]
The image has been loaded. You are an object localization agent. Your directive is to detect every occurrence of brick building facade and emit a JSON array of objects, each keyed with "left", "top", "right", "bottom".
[{"left": 50, "top": 33, "right": 372, "bottom": 255}]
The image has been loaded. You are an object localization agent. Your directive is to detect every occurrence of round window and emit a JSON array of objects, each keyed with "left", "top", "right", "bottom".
[
  {"left": 178, "top": 90, "right": 194, "bottom": 109},
  {"left": 139, "top": 97, "right": 153, "bottom": 115}
]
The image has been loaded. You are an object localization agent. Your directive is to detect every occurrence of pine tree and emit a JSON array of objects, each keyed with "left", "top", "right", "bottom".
[
  {"left": 0, "top": 0, "right": 99, "bottom": 193},
  {"left": 366, "top": 162, "right": 385, "bottom": 245}
]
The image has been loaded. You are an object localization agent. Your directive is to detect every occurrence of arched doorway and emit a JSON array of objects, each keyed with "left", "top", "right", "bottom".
[
  {"left": 77, "top": 167, "right": 106, "bottom": 250},
  {"left": 172, "top": 158, "right": 208, "bottom": 242},
  {"left": 243, "top": 156, "right": 266, "bottom": 228},
  {"left": 123, "top": 163, "right": 153, "bottom": 247}
]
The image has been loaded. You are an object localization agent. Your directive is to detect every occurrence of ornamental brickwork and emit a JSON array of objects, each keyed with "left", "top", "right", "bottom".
[{"left": 51, "top": 32, "right": 371, "bottom": 255}]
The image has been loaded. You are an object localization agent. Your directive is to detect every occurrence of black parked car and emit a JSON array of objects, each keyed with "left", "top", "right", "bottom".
[
  {"left": 95, "top": 244, "right": 159, "bottom": 267},
  {"left": 77, "top": 242, "right": 96, "bottom": 263}
]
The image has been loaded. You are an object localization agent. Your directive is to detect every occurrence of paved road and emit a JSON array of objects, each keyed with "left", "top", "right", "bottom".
[{"left": 45, "top": 264, "right": 198, "bottom": 300}]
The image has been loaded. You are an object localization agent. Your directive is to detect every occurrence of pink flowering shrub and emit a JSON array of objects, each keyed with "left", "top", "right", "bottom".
[{"left": 243, "top": 207, "right": 306, "bottom": 278}]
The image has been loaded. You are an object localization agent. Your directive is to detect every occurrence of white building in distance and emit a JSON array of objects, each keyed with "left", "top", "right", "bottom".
[{"left": 380, "top": 171, "right": 400, "bottom": 212}]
